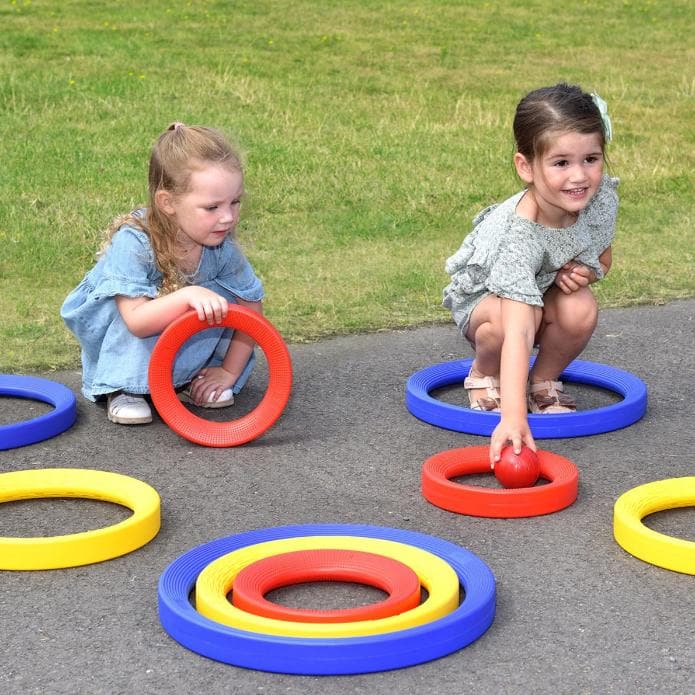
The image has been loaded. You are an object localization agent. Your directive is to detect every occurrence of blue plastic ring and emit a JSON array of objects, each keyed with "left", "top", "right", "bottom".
[
  {"left": 405, "top": 358, "right": 647, "bottom": 439},
  {"left": 158, "top": 524, "right": 496, "bottom": 675},
  {"left": 0, "top": 375, "right": 77, "bottom": 450}
]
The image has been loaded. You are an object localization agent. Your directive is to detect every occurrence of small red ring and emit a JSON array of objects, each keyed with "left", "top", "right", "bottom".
[
  {"left": 422, "top": 446, "right": 578, "bottom": 518},
  {"left": 231, "top": 549, "right": 422, "bottom": 623},
  {"left": 148, "top": 307, "right": 292, "bottom": 447}
]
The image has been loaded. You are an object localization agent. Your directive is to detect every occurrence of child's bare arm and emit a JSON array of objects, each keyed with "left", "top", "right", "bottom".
[
  {"left": 115, "top": 286, "right": 229, "bottom": 338},
  {"left": 489, "top": 299, "right": 538, "bottom": 465},
  {"left": 597, "top": 245, "right": 612, "bottom": 276},
  {"left": 186, "top": 299, "right": 263, "bottom": 404},
  {"left": 220, "top": 299, "right": 263, "bottom": 378}
]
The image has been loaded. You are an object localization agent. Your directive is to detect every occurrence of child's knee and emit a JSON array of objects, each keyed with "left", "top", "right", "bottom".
[
  {"left": 562, "top": 289, "right": 598, "bottom": 335},
  {"left": 474, "top": 317, "right": 504, "bottom": 349}
]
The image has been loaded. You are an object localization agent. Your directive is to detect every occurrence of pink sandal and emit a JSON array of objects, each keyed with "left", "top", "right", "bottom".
[
  {"left": 464, "top": 372, "right": 501, "bottom": 412},
  {"left": 528, "top": 380, "right": 576, "bottom": 414}
]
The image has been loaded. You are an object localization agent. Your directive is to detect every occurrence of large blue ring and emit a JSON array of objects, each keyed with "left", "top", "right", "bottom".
[
  {"left": 405, "top": 358, "right": 647, "bottom": 439},
  {"left": 0, "top": 375, "right": 77, "bottom": 450},
  {"left": 158, "top": 524, "right": 496, "bottom": 675}
]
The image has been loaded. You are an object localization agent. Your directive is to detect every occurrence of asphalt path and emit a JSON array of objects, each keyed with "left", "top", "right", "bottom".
[{"left": 1, "top": 299, "right": 694, "bottom": 694}]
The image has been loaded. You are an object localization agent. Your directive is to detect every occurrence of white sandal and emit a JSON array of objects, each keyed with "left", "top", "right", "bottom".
[{"left": 463, "top": 372, "right": 501, "bottom": 412}]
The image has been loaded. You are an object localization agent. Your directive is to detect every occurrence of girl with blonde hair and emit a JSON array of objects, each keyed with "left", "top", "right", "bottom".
[{"left": 62, "top": 123, "right": 264, "bottom": 425}]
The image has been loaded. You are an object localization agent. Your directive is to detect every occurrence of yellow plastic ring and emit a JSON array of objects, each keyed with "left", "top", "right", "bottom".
[
  {"left": 0, "top": 468, "right": 161, "bottom": 570},
  {"left": 613, "top": 477, "right": 695, "bottom": 575},
  {"left": 195, "top": 535, "right": 460, "bottom": 637}
]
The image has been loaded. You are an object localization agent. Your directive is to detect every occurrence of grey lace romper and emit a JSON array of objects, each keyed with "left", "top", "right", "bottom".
[{"left": 443, "top": 175, "right": 618, "bottom": 335}]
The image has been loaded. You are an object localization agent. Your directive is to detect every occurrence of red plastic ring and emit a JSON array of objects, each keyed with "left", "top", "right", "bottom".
[
  {"left": 231, "top": 549, "right": 422, "bottom": 623},
  {"left": 422, "top": 446, "right": 578, "bottom": 518},
  {"left": 148, "top": 307, "right": 292, "bottom": 447}
]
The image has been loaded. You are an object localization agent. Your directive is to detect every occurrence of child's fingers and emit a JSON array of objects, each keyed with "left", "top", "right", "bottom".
[
  {"left": 208, "top": 297, "right": 228, "bottom": 324},
  {"left": 188, "top": 374, "right": 204, "bottom": 401},
  {"left": 557, "top": 277, "right": 573, "bottom": 294},
  {"left": 490, "top": 433, "right": 508, "bottom": 466},
  {"left": 523, "top": 432, "right": 537, "bottom": 452},
  {"left": 490, "top": 435, "right": 521, "bottom": 466},
  {"left": 202, "top": 304, "right": 214, "bottom": 324},
  {"left": 201, "top": 300, "right": 223, "bottom": 324},
  {"left": 195, "top": 304, "right": 207, "bottom": 322},
  {"left": 489, "top": 442, "right": 501, "bottom": 467},
  {"left": 211, "top": 303, "right": 223, "bottom": 324},
  {"left": 192, "top": 300, "right": 212, "bottom": 323},
  {"left": 190, "top": 376, "right": 218, "bottom": 404},
  {"left": 565, "top": 273, "right": 578, "bottom": 288},
  {"left": 570, "top": 264, "right": 596, "bottom": 286},
  {"left": 569, "top": 270, "right": 590, "bottom": 287},
  {"left": 216, "top": 303, "right": 228, "bottom": 322},
  {"left": 560, "top": 273, "right": 582, "bottom": 293},
  {"left": 510, "top": 435, "right": 523, "bottom": 454}
]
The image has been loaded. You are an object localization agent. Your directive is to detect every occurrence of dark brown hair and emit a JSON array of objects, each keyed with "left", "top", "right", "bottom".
[{"left": 513, "top": 83, "right": 606, "bottom": 161}]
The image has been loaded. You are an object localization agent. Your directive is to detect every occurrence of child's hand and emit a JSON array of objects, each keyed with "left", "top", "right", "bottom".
[
  {"left": 489, "top": 416, "right": 536, "bottom": 468},
  {"left": 187, "top": 366, "right": 236, "bottom": 405},
  {"left": 184, "top": 286, "right": 229, "bottom": 325},
  {"left": 554, "top": 262, "right": 596, "bottom": 294}
]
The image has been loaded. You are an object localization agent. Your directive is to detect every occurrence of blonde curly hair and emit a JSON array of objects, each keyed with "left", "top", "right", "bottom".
[{"left": 101, "top": 123, "right": 243, "bottom": 295}]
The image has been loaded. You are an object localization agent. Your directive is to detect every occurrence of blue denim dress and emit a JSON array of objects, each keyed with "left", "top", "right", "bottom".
[{"left": 61, "top": 223, "right": 265, "bottom": 401}]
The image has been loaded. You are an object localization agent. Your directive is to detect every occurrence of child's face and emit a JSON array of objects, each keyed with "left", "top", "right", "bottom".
[
  {"left": 515, "top": 131, "right": 604, "bottom": 225},
  {"left": 163, "top": 163, "right": 244, "bottom": 249}
]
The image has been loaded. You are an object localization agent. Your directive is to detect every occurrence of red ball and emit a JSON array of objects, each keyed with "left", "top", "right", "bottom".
[{"left": 494, "top": 446, "right": 540, "bottom": 488}]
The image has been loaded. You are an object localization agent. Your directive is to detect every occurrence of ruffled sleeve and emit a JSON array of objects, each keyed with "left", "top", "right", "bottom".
[
  {"left": 444, "top": 204, "right": 499, "bottom": 277},
  {"left": 91, "top": 227, "right": 161, "bottom": 300},
  {"left": 444, "top": 197, "right": 545, "bottom": 307},
  {"left": 207, "top": 238, "right": 264, "bottom": 302}
]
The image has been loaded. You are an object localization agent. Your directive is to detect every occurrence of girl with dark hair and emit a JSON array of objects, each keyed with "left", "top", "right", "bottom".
[{"left": 443, "top": 83, "right": 617, "bottom": 464}]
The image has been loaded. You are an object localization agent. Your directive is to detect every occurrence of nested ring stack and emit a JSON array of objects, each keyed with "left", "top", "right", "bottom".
[{"left": 158, "top": 524, "right": 497, "bottom": 675}]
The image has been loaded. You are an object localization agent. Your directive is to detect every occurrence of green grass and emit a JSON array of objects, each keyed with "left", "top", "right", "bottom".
[{"left": 1, "top": 0, "right": 693, "bottom": 372}]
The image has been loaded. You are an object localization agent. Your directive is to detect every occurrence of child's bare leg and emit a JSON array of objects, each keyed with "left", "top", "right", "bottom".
[
  {"left": 465, "top": 295, "right": 504, "bottom": 405},
  {"left": 531, "top": 286, "right": 598, "bottom": 384}
]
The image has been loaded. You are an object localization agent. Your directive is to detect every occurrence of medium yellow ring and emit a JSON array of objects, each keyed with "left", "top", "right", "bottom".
[
  {"left": 613, "top": 477, "right": 695, "bottom": 575},
  {"left": 195, "top": 535, "right": 460, "bottom": 637},
  {"left": 0, "top": 468, "right": 161, "bottom": 570}
]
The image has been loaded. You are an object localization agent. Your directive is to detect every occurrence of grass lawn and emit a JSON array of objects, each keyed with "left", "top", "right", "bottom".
[{"left": 1, "top": 0, "right": 693, "bottom": 372}]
